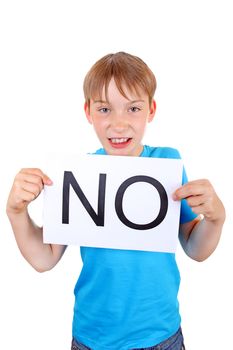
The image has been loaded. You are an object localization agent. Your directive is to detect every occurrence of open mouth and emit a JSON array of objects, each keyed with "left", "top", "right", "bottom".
[{"left": 108, "top": 137, "right": 132, "bottom": 148}]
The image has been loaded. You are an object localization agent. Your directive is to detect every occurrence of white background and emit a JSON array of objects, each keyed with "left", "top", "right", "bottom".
[{"left": 0, "top": 1, "right": 232, "bottom": 349}]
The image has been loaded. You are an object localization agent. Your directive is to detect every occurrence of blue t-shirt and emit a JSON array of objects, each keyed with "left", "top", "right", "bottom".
[{"left": 72, "top": 146, "right": 197, "bottom": 350}]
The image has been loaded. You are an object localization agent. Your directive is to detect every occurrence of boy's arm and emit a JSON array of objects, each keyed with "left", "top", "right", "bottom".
[
  {"left": 173, "top": 179, "right": 225, "bottom": 262},
  {"left": 6, "top": 168, "right": 66, "bottom": 272}
]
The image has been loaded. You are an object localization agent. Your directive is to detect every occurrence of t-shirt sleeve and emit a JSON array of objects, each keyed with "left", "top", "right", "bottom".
[{"left": 180, "top": 167, "right": 198, "bottom": 224}]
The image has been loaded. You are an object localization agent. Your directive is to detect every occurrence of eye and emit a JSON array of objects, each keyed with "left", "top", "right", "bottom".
[
  {"left": 129, "top": 106, "right": 141, "bottom": 112},
  {"left": 98, "top": 107, "right": 110, "bottom": 113}
]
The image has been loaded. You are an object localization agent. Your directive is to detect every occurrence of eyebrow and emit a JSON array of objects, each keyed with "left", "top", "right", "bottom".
[{"left": 93, "top": 99, "right": 146, "bottom": 104}]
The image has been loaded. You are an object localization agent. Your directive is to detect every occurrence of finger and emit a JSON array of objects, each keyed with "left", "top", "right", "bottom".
[
  {"left": 186, "top": 195, "right": 207, "bottom": 208},
  {"left": 21, "top": 182, "right": 42, "bottom": 199},
  {"left": 175, "top": 184, "right": 204, "bottom": 199},
  {"left": 15, "top": 189, "right": 38, "bottom": 204},
  {"left": 14, "top": 178, "right": 43, "bottom": 200},
  {"left": 20, "top": 168, "right": 53, "bottom": 186},
  {"left": 16, "top": 173, "right": 44, "bottom": 192},
  {"left": 189, "top": 204, "right": 213, "bottom": 220},
  {"left": 9, "top": 189, "right": 38, "bottom": 211},
  {"left": 173, "top": 180, "right": 210, "bottom": 201}
]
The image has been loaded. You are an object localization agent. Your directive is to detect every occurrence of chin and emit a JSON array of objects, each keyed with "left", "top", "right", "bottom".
[{"left": 105, "top": 148, "right": 129, "bottom": 156}]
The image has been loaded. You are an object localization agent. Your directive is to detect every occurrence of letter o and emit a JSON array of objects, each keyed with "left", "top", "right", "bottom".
[{"left": 115, "top": 175, "right": 168, "bottom": 230}]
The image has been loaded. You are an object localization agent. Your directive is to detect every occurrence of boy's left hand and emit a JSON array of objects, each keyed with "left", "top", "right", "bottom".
[{"left": 173, "top": 179, "right": 225, "bottom": 223}]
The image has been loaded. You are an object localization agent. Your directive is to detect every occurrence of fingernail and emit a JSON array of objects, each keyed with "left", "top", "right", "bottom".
[{"left": 47, "top": 178, "right": 53, "bottom": 185}]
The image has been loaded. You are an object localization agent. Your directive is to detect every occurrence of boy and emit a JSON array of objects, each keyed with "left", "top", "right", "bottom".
[{"left": 6, "top": 52, "right": 225, "bottom": 350}]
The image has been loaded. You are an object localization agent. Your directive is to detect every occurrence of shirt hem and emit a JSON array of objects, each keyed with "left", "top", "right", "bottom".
[{"left": 74, "top": 325, "right": 181, "bottom": 350}]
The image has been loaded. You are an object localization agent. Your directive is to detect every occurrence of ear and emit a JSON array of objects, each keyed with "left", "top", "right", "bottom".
[
  {"left": 148, "top": 99, "right": 156, "bottom": 123},
  {"left": 84, "top": 102, "right": 93, "bottom": 124}
]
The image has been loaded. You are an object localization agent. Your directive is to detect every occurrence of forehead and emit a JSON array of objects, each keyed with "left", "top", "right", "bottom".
[{"left": 92, "top": 78, "right": 147, "bottom": 102}]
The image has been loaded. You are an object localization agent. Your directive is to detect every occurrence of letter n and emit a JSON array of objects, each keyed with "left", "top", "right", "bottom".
[{"left": 62, "top": 171, "right": 106, "bottom": 226}]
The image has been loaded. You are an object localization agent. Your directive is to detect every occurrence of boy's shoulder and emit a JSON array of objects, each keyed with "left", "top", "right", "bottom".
[{"left": 142, "top": 145, "right": 181, "bottom": 159}]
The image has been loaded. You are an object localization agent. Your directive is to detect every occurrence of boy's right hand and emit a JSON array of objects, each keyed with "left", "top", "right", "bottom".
[{"left": 7, "top": 168, "right": 53, "bottom": 214}]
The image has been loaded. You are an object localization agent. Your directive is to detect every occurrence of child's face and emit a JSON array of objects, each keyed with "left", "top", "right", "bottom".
[{"left": 85, "top": 78, "right": 156, "bottom": 156}]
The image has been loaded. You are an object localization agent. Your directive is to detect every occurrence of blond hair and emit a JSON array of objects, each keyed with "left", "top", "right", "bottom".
[{"left": 83, "top": 52, "right": 157, "bottom": 107}]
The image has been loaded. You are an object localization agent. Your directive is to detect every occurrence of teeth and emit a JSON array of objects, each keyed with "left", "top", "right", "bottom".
[{"left": 111, "top": 138, "right": 129, "bottom": 144}]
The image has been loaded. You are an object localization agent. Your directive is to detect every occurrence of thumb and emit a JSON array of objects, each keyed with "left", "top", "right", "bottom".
[{"left": 42, "top": 173, "right": 53, "bottom": 186}]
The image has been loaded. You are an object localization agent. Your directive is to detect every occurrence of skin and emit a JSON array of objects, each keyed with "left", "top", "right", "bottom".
[
  {"left": 6, "top": 168, "right": 66, "bottom": 272},
  {"left": 6, "top": 78, "right": 225, "bottom": 272},
  {"left": 84, "top": 79, "right": 156, "bottom": 157}
]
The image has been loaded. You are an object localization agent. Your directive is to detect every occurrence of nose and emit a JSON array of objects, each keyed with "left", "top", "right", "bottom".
[{"left": 110, "top": 113, "right": 128, "bottom": 133}]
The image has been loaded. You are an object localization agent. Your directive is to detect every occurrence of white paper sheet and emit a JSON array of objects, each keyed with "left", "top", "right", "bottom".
[{"left": 43, "top": 154, "right": 183, "bottom": 253}]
